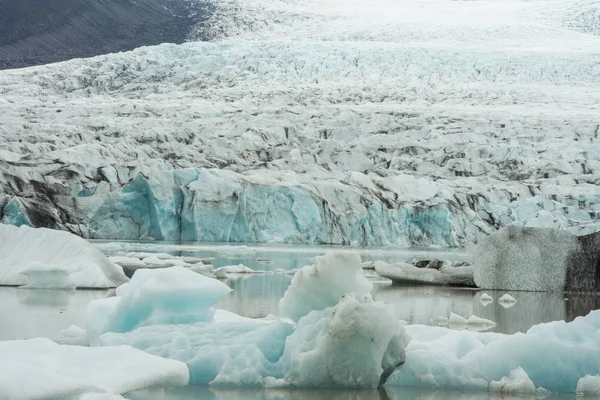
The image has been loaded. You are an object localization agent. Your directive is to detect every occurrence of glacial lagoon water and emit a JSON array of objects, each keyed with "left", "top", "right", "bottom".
[{"left": 1, "top": 241, "right": 598, "bottom": 399}]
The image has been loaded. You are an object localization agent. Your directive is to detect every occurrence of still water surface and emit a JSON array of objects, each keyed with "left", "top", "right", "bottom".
[{"left": 1, "top": 242, "right": 597, "bottom": 399}]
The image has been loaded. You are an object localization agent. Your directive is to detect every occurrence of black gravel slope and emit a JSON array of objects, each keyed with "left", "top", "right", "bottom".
[{"left": 0, "top": 0, "right": 212, "bottom": 69}]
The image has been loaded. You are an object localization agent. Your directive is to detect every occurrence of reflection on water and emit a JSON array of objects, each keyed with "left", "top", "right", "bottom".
[
  {"left": 216, "top": 276, "right": 600, "bottom": 334},
  {"left": 0, "top": 287, "right": 113, "bottom": 341},
  {"left": 94, "top": 240, "right": 471, "bottom": 272},
  {"left": 2, "top": 276, "right": 599, "bottom": 340},
  {"left": 2, "top": 241, "right": 600, "bottom": 339},
  {"left": 372, "top": 285, "right": 591, "bottom": 334},
  {"left": 126, "top": 385, "right": 578, "bottom": 400},
  {"left": 216, "top": 274, "right": 292, "bottom": 318}
]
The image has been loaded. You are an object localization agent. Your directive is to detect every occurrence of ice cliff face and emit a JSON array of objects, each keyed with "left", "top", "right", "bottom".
[{"left": 1, "top": 0, "right": 599, "bottom": 246}]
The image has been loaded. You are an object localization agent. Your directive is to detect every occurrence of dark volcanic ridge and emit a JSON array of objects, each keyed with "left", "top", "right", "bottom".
[{"left": 0, "top": 0, "right": 213, "bottom": 69}]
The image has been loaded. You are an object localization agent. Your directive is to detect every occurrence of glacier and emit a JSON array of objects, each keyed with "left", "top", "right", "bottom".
[
  {"left": 1, "top": 0, "right": 600, "bottom": 246},
  {"left": 0, "top": 224, "right": 128, "bottom": 288}
]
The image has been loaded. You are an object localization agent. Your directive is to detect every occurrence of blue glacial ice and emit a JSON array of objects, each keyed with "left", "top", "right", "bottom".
[
  {"left": 89, "top": 252, "right": 410, "bottom": 388},
  {"left": 82, "top": 250, "right": 600, "bottom": 393},
  {"left": 387, "top": 309, "right": 600, "bottom": 393}
]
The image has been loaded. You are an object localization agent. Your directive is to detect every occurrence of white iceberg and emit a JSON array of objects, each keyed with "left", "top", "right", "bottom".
[
  {"left": 375, "top": 260, "right": 474, "bottom": 287},
  {"left": 0, "top": 338, "right": 188, "bottom": 399},
  {"left": 576, "top": 375, "right": 600, "bottom": 396},
  {"left": 277, "top": 293, "right": 408, "bottom": 388},
  {"left": 278, "top": 252, "right": 372, "bottom": 322},
  {"left": 0, "top": 224, "right": 128, "bottom": 288},
  {"left": 466, "top": 315, "right": 496, "bottom": 327},
  {"left": 448, "top": 312, "right": 467, "bottom": 326}
]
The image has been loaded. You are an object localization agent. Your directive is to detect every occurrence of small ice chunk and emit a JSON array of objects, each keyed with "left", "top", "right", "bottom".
[
  {"left": 213, "top": 264, "right": 270, "bottom": 278},
  {"left": 489, "top": 367, "right": 536, "bottom": 393},
  {"left": 576, "top": 375, "right": 600, "bottom": 395},
  {"left": 498, "top": 294, "right": 517, "bottom": 303},
  {"left": 284, "top": 268, "right": 300, "bottom": 275},
  {"left": 108, "top": 257, "right": 146, "bottom": 267},
  {"left": 467, "top": 315, "right": 496, "bottom": 327},
  {"left": 141, "top": 256, "right": 187, "bottom": 267},
  {"left": 60, "top": 325, "right": 89, "bottom": 346},
  {"left": 479, "top": 293, "right": 493, "bottom": 302},
  {"left": 448, "top": 312, "right": 467, "bottom": 325},
  {"left": 279, "top": 252, "right": 372, "bottom": 322},
  {"left": 19, "top": 262, "right": 76, "bottom": 290}
]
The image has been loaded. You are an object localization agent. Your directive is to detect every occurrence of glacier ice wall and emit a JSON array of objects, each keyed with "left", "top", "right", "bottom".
[{"left": 1, "top": 0, "right": 600, "bottom": 246}]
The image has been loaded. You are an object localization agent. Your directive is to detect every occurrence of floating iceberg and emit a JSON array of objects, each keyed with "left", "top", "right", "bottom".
[
  {"left": 0, "top": 338, "right": 189, "bottom": 399},
  {"left": 0, "top": 224, "right": 128, "bottom": 288},
  {"left": 89, "top": 252, "right": 409, "bottom": 388},
  {"left": 474, "top": 226, "right": 600, "bottom": 292},
  {"left": 278, "top": 252, "right": 372, "bottom": 322},
  {"left": 276, "top": 293, "right": 408, "bottom": 388},
  {"left": 87, "top": 266, "right": 232, "bottom": 343},
  {"left": 388, "top": 309, "right": 600, "bottom": 393},
  {"left": 577, "top": 375, "right": 600, "bottom": 396},
  {"left": 374, "top": 260, "right": 474, "bottom": 287},
  {"left": 213, "top": 264, "right": 270, "bottom": 278}
]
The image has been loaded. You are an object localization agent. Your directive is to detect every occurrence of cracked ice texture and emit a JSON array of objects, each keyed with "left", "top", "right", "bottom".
[{"left": 1, "top": 0, "right": 600, "bottom": 245}]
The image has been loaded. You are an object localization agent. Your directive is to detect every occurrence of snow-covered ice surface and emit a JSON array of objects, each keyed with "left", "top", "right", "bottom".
[
  {"left": 0, "top": 338, "right": 189, "bottom": 399},
  {"left": 1, "top": 0, "right": 600, "bottom": 246},
  {"left": 0, "top": 224, "right": 128, "bottom": 288}
]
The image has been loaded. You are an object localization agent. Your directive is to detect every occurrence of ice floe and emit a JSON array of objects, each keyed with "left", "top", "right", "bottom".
[
  {"left": 0, "top": 224, "right": 128, "bottom": 288},
  {"left": 0, "top": 338, "right": 189, "bottom": 399}
]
